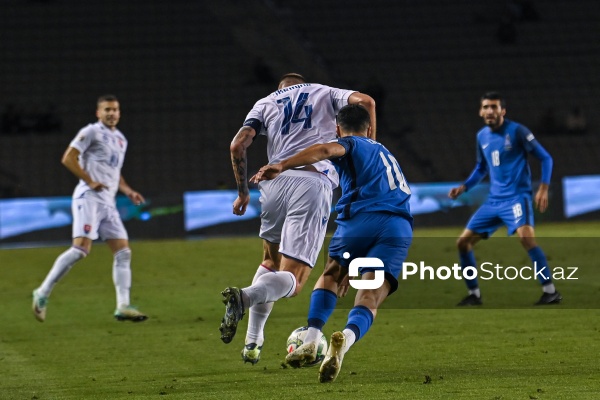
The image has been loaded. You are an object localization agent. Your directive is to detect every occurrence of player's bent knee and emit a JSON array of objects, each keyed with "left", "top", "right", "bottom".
[
  {"left": 114, "top": 248, "right": 132, "bottom": 264},
  {"left": 519, "top": 237, "right": 537, "bottom": 250},
  {"left": 457, "top": 236, "right": 473, "bottom": 252},
  {"left": 71, "top": 246, "right": 88, "bottom": 260},
  {"left": 324, "top": 263, "right": 345, "bottom": 280}
]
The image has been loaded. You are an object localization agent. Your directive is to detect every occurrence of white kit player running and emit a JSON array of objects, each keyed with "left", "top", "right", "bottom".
[
  {"left": 32, "top": 94, "right": 148, "bottom": 323},
  {"left": 220, "top": 73, "right": 376, "bottom": 365}
]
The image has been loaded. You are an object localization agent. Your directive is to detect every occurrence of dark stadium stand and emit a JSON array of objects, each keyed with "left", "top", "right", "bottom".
[{"left": 0, "top": 0, "right": 598, "bottom": 198}]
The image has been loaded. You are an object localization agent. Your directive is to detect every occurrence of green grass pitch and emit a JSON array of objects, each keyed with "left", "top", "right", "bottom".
[{"left": 1, "top": 222, "right": 599, "bottom": 399}]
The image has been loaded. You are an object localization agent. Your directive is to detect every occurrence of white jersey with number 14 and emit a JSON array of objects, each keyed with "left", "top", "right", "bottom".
[{"left": 244, "top": 83, "right": 356, "bottom": 188}]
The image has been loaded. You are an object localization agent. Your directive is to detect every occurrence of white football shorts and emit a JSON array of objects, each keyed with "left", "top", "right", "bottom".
[
  {"left": 258, "top": 170, "right": 333, "bottom": 267},
  {"left": 72, "top": 197, "right": 128, "bottom": 241}
]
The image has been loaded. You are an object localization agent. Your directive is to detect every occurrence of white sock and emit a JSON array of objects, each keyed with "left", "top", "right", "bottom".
[
  {"left": 469, "top": 288, "right": 481, "bottom": 298},
  {"left": 543, "top": 283, "right": 556, "bottom": 294},
  {"left": 242, "top": 270, "right": 297, "bottom": 308},
  {"left": 342, "top": 328, "right": 356, "bottom": 353},
  {"left": 38, "top": 246, "right": 87, "bottom": 296},
  {"left": 246, "top": 265, "right": 275, "bottom": 346},
  {"left": 304, "top": 327, "right": 322, "bottom": 344},
  {"left": 113, "top": 248, "right": 132, "bottom": 308}
]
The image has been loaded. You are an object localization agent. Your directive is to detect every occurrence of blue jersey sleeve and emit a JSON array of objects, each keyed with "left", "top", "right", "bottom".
[
  {"left": 332, "top": 137, "right": 354, "bottom": 160},
  {"left": 517, "top": 126, "right": 553, "bottom": 184},
  {"left": 464, "top": 140, "right": 488, "bottom": 191}
]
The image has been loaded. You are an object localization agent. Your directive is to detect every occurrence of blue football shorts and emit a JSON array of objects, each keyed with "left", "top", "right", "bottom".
[
  {"left": 466, "top": 194, "right": 535, "bottom": 237},
  {"left": 328, "top": 211, "right": 413, "bottom": 295}
]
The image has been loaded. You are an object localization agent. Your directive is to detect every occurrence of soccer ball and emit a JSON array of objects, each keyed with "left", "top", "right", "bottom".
[{"left": 286, "top": 326, "right": 328, "bottom": 367}]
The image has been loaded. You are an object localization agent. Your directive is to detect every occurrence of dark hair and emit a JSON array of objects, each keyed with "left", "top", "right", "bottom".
[
  {"left": 97, "top": 94, "right": 119, "bottom": 106},
  {"left": 278, "top": 73, "right": 306, "bottom": 84},
  {"left": 336, "top": 104, "right": 371, "bottom": 133},
  {"left": 481, "top": 91, "right": 506, "bottom": 108}
]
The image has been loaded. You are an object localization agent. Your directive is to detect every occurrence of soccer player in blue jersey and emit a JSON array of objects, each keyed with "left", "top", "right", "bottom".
[
  {"left": 251, "top": 104, "right": 413, "bottom": 383},
  {"left": 448, "top": 92, "right": 561, "bottom": 306}
]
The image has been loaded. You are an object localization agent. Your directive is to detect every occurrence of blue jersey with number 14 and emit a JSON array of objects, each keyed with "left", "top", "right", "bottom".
[{"left": 331, "top": 136, "right": 412, "bottom": 222}]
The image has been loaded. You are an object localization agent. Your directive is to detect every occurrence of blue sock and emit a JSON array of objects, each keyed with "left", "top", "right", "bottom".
[
  {"left": 307, "top": 289, "right": 337, "bottom": 330},
  {"left": 528, "top": 246, "right": 552, "bottom": 285},
  {"left": 345, "top": 305, "right": 374, "bottom": 341},
  {"left": 459, "top": 250, "right": 479, "bottom": 290}
]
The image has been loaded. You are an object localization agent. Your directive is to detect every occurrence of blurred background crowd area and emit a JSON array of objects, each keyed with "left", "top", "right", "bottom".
[{"left": 1, "top": 0, "right": 598, "bottom": 199}]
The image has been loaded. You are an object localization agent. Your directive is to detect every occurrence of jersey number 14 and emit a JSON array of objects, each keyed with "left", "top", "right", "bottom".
[{"left": 277, "top": 94, "right": 313, "bottom": 135}]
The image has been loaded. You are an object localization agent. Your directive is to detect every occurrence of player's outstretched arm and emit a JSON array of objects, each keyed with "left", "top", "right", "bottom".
[
  {"left": 251, "top": 142, "right": 346, "bottom": 183},
  {"left": 61, "top": 146, "right": 107, "bottom": 192},
  {"left": 230, "top": 126, "right": 256, "bottom": 216},
  {"left": 280, "top": 142, "right": 346, "bottom": 169},
  {"left": 450, "top": 160, "right": 488, "bottom": 200},
  {"left": 250, "top": 163, "right": 284, "bottom": 183}
]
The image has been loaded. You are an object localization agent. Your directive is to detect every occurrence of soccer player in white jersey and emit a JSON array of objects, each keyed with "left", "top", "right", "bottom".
[
  {"left": 32, "top": 95, "right": 148, "bottom": 323},
  {"left": 220, "top": 73, "right": 376, "bottom": 365}
]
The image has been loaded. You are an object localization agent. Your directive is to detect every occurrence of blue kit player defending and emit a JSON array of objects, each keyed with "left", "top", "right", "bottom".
[
  {"left": 448, "top": 92, "right": 561, "bottom": 306},
  {"left": 252, "top": 104, "right": 413, "bottom": 383}
]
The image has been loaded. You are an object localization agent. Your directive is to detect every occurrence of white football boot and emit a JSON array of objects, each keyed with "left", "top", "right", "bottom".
[
  {"left": 286, "top": 340, "right": 318, "bottom": 368},
  {"left": 32, "top": 289, "right": 48, "bottom": 322},
  {"left": 319, "top": 331, "right": 346, "bottom": 383}
]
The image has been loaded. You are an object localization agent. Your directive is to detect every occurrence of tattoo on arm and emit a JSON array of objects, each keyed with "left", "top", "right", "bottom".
[
  {"left": 232, "top": 154, "right": 249, "bottom": 195},
  {"left": 230, "top": 126, "right": 255, "bottom": 195}
]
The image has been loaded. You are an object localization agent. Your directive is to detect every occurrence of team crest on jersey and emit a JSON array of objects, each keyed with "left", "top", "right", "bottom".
[
  {"left": 84, "top": 224, "right": 91, "bottom": 234},
  {"left": 118, "top": 138, "right": 124, "bottom": 148},
  {"left": 504, "top": 134, "right": 512, "bottom": 150}
]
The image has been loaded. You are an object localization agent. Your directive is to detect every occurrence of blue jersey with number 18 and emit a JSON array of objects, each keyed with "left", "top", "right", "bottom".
[{"left": 331, "top": 136, "right": 412, "bottom": 222}]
